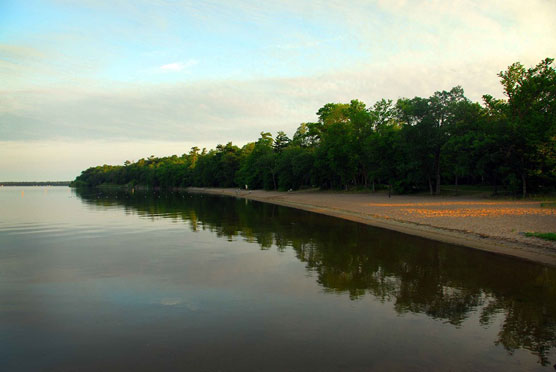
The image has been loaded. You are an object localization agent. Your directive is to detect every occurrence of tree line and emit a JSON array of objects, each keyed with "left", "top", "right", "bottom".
[
  {"left": 0, "top": 181, "right": 70, "bottom": 186},
  {"left": 72, "top": 58, "right": 556, "bottom": 197}
]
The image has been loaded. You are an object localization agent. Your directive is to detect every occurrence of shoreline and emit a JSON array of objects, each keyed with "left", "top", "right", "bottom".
[{"left": 187, "top": 187, "right": 556, "bottom": 267}]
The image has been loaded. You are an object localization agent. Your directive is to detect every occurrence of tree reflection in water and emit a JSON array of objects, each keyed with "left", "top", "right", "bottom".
[{"left": 75, "top": 188, "right": 556, "bottom": 366}]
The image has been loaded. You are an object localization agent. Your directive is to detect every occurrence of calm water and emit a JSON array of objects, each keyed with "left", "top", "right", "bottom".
[{"left": 1, "top": 187, "right": 556, "bottom": 371}]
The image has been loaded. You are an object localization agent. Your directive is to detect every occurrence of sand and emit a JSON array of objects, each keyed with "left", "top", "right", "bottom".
[{"left": 187, "top": 187, "right": 556, "bottom": 267}]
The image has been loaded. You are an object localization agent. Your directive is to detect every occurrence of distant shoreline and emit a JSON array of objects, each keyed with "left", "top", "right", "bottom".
[
  {"left": 187, "top": 187, "right": 556, "bottom": 267},
  {"left": 0, "top": 182, "right": 71, "bottom": 186}
]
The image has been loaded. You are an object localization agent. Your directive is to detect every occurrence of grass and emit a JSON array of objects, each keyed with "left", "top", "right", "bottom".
[
  {"left": 540, "top": 202, "right": 556, "bottom": 209},
  {"left": 524, "top": 232, "right": 556, "bottom": 242}
]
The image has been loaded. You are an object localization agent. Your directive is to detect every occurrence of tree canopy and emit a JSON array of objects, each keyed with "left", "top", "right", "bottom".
[{"left": 72, "top": 58, "right": 556, "bottom": 197}]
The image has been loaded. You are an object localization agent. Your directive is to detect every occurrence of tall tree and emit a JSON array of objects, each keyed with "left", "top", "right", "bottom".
[{"left": 498, "top": 58, "right": 556, "bottom": 196}]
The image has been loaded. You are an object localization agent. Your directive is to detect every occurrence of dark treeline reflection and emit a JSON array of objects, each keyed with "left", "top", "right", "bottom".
[{"left": 75, "top": 188, "right": 556, "bottom": 365}]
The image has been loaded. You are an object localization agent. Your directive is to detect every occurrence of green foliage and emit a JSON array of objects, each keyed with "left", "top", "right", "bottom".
[
  {"left": 496, "top": 58, "right": 556, "bottom": 196},
  {"left": 72, "top": 58, "right": 556, "bottom": 196},
  {"left": 276, "top": 145, "right": 314, "bottom": 190}
]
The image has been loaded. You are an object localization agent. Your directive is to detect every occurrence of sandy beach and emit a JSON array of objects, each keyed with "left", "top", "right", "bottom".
[{"left": 187, "top": 187, "right": 556, "bottom": 266}]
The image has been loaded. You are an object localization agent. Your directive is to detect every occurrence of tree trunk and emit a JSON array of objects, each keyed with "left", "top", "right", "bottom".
[
  {"left": 372, "top": 179, "right": 375, "bottom": 193},
  {"left": 388, "top": 183, "right": 392, "bottom": 198},
  {"left": 428, "top": 177, "right": 433, "bottom": 196},
  {"left": 435, "top": 152, "right": 441, "bottom": 195},
  {"left": 521, "top": 172, "right": 527, "bottom": 198},
  {"left": 455, "top": 174, "right": 458, "bottom": 196},
  {"left": 363, "top": 171, "right": 368, "bottom": 188}
]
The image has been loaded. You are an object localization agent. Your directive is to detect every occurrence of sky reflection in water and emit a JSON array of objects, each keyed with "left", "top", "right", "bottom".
[{"left": 1, "top": 187, "right": 555, "bottom": 371}]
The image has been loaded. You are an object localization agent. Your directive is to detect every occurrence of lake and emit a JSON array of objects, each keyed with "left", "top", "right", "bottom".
[{"left": 1, "top": 186, "right": 555, "bottom": 371}]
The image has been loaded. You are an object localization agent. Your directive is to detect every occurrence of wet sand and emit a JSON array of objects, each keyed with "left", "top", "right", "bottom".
[{"left": 187, "top": 187, "right": 556, "bottom": 266}]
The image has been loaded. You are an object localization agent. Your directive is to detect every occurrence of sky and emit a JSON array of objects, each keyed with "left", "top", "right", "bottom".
[{"left": 1, "top": 0, "right": 555, "bottom": 181}]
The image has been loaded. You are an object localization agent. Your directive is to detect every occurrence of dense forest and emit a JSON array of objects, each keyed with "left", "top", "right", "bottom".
[{"left": 72, "top": 58, "right": 556, "bottom": 197}]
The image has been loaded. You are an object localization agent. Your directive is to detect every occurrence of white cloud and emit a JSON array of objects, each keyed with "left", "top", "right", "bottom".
[
  {"left": 0, "top": 139, "right": 211, "bottom": 181},
  {"left": 3, "top": 0, "right": 556, "bottom": 180},
  {"left": 0, "top": 57, "right": 511, "bottom": 147},
  {"left": 159, "top": 60, "right": 198, "bottom": 72}
]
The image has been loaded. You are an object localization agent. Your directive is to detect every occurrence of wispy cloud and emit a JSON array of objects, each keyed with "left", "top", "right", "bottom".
[
  {"left": 159, "top": 60, "right": 198, "bottom": 72},
  {"left": 2, "top": 0, "right": 555, "bottom": 181},
  {"left": 0, "top": 139, "right": 207, "bottom": 181},
  {"left": 0, "top": 57, "right": 511, "bottom": 147}
]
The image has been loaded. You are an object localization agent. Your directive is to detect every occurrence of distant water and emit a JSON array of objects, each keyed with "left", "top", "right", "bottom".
[{"left": 1, "top": 186, "right": 555, "bottom": 371}]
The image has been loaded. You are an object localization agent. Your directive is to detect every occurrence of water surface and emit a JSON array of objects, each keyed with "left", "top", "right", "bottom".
[{"left": 1, "top": 187, "right": 555, "bottom": 371}]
